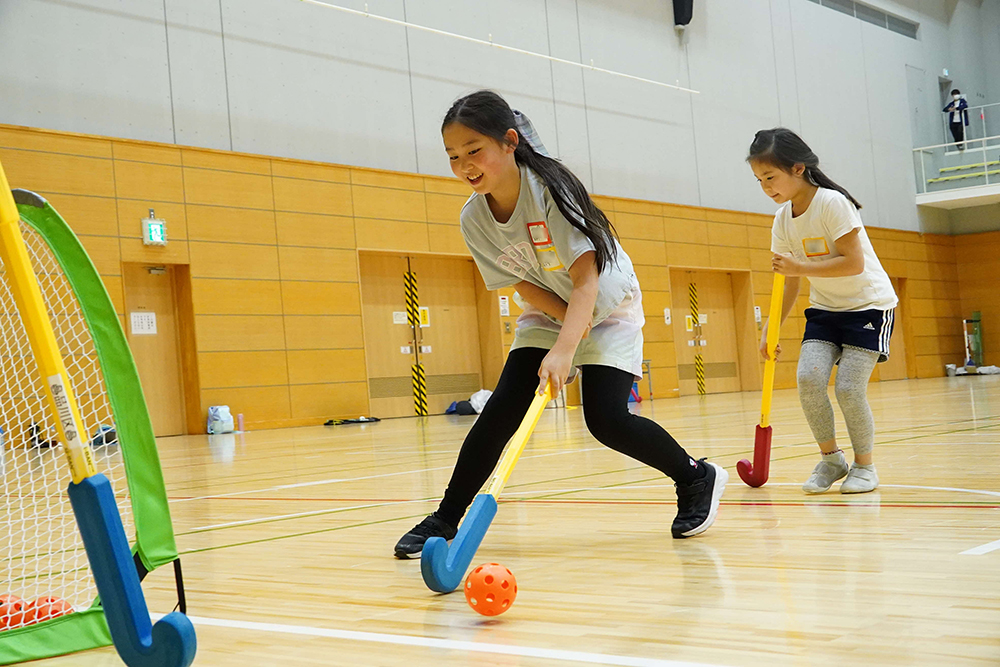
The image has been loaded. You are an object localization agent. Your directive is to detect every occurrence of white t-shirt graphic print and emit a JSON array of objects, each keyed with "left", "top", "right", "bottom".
[{"left": 771, "top": 188, "right": 897, "bottom": 312}]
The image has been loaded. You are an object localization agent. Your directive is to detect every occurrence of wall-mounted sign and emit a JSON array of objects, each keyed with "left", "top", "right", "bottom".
[
  {"left": 141, "top": 209, "right": 167, "bottom": 246},
  {"left": 130, "top": 311, "right": 157, "bottom": 335}
]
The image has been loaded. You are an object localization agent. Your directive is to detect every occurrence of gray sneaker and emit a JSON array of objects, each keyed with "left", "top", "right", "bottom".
[
  {"left": 802, "top": 456, "right": 849, "bottom": 494},
  {"left": 840, "top": 463, "right": 879, "bottom": 494}
]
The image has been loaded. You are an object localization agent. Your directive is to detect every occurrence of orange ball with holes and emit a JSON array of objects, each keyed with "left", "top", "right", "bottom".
[
  {"left": 464, "top": 563, "right": 517, "bottom": 616},
  {"left": 0, "top": 594, "right": 27, "bottom": 630},
  {"left": 25, "top": 596, "right": 73, "bottom": 624}
]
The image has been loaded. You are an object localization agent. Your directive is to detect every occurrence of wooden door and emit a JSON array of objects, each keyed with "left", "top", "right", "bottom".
[
  {"left": 122, "top": 263, "right": 185, "bottom": 436},
  {"left": 360, "top": 254, "right": 415, "bottom": 418},
  {"left": 879, "top": 277, "right": 908, "bottom": 381},
  {"left": 671, "top": 270, "right": 742, "bottom": 395},
  {"left": 360, "top": 254, "right": 483, "bottom": 418},
  {"left": 408, "top": 256, "right": 483, "bottom": 414}
]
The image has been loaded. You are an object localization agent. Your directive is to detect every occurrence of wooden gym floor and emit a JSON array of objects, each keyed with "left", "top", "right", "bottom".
[{"left": 35, "top": 376, "right": 1000, "bottom": 666}]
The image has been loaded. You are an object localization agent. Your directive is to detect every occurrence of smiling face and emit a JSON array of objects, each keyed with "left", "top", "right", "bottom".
[
  {"left": 750, "top": 159, "right": 808, "bottom": 205},
  {"left": 442, "top": 122, "right": 518, "bottom": 194}
]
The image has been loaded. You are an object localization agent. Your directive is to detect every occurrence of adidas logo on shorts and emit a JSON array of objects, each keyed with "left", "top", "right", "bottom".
[{"left": 863, "top": 322, "right": 875, "bottom": 330}]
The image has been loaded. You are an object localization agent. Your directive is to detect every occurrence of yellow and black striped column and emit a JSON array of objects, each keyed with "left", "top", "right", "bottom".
[
  {"left": 405, "top": 271, "right": 428, "bottom": 416},
  {"left": 411, "top": 362, "right": 428, "bottom": 416},
  {"left": 405, "top": 271, "right": 419, "bottom": 328},
  {"left": 688, "top": 282, "right": 705, "bottom": 395}
]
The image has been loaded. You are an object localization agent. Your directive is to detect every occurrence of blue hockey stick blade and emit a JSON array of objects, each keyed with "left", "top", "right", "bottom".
[
  {"left": 69, "top": 475, "right": 197, "bottom": 667},
  {"left": 421, "top": 493, "right": 497, "bottom": 593}
]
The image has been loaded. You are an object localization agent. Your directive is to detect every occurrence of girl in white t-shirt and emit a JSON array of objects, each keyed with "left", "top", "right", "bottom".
[
  {"left": 393, "top": 91, "right": 728, "bottom": 558},
  {"left": 748, "top": 128, "right": 897, "bottom": 495}
]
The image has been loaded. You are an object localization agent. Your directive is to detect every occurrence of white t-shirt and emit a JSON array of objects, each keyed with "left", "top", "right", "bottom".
[
  {"left": 460, "top": 164, "right": 644, "bottom": 376},
  {"left": 460, "top": 164, "right": 637, "bottom": 325},
  {"left": 771, "top": 188, "right": 897, "bottom": 312}
]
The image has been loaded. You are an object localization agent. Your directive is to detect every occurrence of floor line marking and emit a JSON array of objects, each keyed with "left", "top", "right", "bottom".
[
  {"left": 763, "top": 482, "right": 1000, "bottom": 497},
  {"left": 960, "top": 538, "right": 1000, "bottom": 555},
  {"left": 169, "top": 414, "right": 999, "bottom": 503},
  {"left": 171, "top": 446, "right": 608, "bottom": 503},
  {"left": 168, "top": 614, "right": 726, "bottom": 667},
  {"left": 187, "top": 499, "right": 429, "bottom": 532},
  {"left": 182, "top": 482, "right": 1000, "bottom": 534},
  {"left": 167, "top": 410, "right": 999, "bottom": 499},
  {"left": 169, "top": 466, "right": 454, "bottom": 503}
]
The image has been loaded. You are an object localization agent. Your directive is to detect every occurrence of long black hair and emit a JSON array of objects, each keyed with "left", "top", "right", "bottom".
[
  {"left": 747, "top": 128, "right": 862, "bottom": 209},
  {"left": 443, "top": 90, "right": 618, "bottom": 272}
]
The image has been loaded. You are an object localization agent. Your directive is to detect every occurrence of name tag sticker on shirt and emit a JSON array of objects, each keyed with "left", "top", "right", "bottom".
[
  {"left": 526, "top": 221, "right": 552, "bottom": 246},
  {"left": 803, "top": 237, "right": 830, "bottom": 257},
  {"left": 536, "top": 247, "right": 564, "bottom": 272}
]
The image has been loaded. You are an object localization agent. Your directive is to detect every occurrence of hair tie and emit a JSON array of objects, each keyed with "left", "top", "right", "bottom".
[
  {"left": 513, "top": 110, "right": 551, "bottom": 157},
  {"left": 804, "top": 166, "right": 819, "bottom": 186}
]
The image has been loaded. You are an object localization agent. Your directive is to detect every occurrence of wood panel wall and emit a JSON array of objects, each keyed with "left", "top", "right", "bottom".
[{"left": 0, "top": 123, "right": 980, "bottom": 430}]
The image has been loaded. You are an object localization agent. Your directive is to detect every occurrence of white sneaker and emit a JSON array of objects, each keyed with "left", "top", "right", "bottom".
[
  {"left": 802, "top": 456, "right": 849, "bottom": 494},
  {"left": 840, "top": 463, "right": 879, "bottom": 494}
]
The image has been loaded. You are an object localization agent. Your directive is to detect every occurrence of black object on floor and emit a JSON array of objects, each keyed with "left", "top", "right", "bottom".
[{"left": 324, "top": 417, "right": 381, "bottom": 426}]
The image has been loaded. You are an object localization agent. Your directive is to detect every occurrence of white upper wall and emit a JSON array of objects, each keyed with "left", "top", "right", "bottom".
[
  {"left": 1, "top": 0, "right": 997, "bottom": 231},
  {"left": 981, "top": 0, "right": 1000, "bottom": 136}
]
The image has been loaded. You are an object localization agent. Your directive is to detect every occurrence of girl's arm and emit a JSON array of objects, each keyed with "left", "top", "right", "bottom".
[
  {"left": 759, "top": 276, "right": 800, "bottom": 360},
  {"left": 536, "top": 251, "right": 598, "bottom": 394},
  {"left": 771, "top": 228, "right": 865, "bottom": 278},
  {"left": 514, "top": 280, "right": 569, "bottom": 321}
]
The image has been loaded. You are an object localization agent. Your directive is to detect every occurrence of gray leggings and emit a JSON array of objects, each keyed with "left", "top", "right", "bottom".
[{"left": 796, "top": 341, "right": 880, "bottom": 456}]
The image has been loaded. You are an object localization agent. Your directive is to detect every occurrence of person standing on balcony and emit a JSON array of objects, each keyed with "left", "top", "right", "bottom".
[{"left": 943, "top": 89, "right": 969, "bottom": 150}]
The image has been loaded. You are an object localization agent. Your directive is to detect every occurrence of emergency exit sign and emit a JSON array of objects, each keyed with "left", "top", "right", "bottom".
[{"left": 142, "top": 210, "right": 167, "bottom": 246}]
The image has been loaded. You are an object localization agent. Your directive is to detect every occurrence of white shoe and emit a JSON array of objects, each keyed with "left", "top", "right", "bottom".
[
  {"left": 840, "top": 463, "right": 878, "bottom": 494},
  {"left": 802, "top": 455, "right": 849, "bottom": 494}
]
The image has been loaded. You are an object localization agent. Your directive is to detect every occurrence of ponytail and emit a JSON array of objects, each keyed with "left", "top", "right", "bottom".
[
  {"left": 803, "top": 166, "right": 862, "bottom": 210},
  {"left": 443, "top": 90, "right": 619, "bottom": 272},
  {"left": 747, "top": 128, "right": 862, "bottom": 209},
  {"left": 512, "top": 138, "right": 618, "bottom": 272}
]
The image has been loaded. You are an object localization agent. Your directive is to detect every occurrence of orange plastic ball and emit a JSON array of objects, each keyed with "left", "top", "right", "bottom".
[
  {"left": 464, "top": 563, "right": 517, "bottom": 616},
  {"left": 25, "top": 596, "right": 73, "bottom": 624},
  {"left": 0, "top": 594, "right": 26, "bottom": 630}
]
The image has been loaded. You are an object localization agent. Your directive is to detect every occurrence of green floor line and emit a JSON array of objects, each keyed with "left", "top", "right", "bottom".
[
  {"left": 175, "top": 495, "right": 442, "bottom": 536},
  {"left": 179, "top": 513, "right": 429, "bottom": 556},
  {"left": 173, "top": 417, "right": 1000, "bottom": 537}
]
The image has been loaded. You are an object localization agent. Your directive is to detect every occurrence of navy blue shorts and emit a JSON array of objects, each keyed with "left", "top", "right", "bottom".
[{"left": 802, "top": 308, "right": 895, "bottom": 363}]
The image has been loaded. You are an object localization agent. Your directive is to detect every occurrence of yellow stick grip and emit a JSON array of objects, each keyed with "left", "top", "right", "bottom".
[
  {"left": 485, "top": 384, "right": 553, "bottom": 498},
  {"left": 0, "top": 162, "right": 97, "bottom": 483},
  {"left": 760, "top": 273, "right": 785, "bottom": 428}
]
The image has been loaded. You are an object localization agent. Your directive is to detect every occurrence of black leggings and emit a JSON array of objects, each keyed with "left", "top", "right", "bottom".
[{"left": 436, "top": 347, "right": 699, "bottom": 526}]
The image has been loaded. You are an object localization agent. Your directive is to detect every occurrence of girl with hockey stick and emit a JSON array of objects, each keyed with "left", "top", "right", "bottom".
[
  {"left": 394, "top": 90, "right": 727, "bottom": 558},
  {"left": 749, "top": 128, "right": 897, "bottom": 494}
]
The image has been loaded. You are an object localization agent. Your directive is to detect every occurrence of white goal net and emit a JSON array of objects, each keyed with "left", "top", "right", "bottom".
[{"left": 0, "top": 220, "right": 134, "bottom": 630}]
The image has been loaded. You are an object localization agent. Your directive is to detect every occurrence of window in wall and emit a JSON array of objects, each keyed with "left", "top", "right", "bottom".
[
  {"left": 824, "top": 0, "right": 855, "bottom": 17},
  {"left": 805, "top": 0, "right": 919, "bottom": 40},
  {"left": 886, "top": 14, "right": 919, "bottom": 39},
  {"left": 855, "top": 4, "right": 888, "bottom": 27}
]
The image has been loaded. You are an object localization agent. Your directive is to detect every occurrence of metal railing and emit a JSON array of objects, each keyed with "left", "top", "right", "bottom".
[
  {"left": 913, "top": 133, "right": 1000, "bottom": 195},
  {"left": 939, "top": 101, "right": 1000, "bottom": 150}
]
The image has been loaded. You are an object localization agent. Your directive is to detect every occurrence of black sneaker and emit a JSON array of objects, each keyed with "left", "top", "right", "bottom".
[
  {"left": 671, "top": 460, "right": 728, "bottom": 538},
  {"left": 393, "top": 514, "right": 457, "bottom": 559}
]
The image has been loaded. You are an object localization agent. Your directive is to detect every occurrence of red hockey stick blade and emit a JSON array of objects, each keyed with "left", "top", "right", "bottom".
[{"left": 737, "top": 425, "right": 772, "bottom": 488}]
